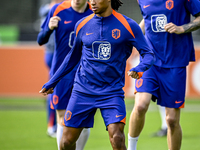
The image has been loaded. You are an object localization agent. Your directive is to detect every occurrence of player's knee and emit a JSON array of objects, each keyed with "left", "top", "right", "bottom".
[
  {"left": 60, "top": 137, "right": 74, "bottom": 150},
  {"left": 135, "top": 104, "right": 148, "bottom": 116},
  {"left": 110, "top": 132, "right": 125, "bottom": 149},
  {"left": 166, "top": 116, "right": 178, "bottom": 129}
]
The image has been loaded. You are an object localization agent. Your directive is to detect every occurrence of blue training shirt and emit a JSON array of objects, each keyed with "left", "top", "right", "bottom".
[
  {"left": 43, "top": 10, "right": 155, "bottom": 95},
  {"left": 38, "top": 1, "right": 93, "bottom": 77},
  {"left": 138, "top": 0, "right": 200, "bottom": 68}
]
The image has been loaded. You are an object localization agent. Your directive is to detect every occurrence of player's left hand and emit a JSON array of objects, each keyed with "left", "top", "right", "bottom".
[
  {"left": 164, "top": 22, "right": 184, "bottom": 34},
  {"left": 39, "top": 88, "right": 54, "bottom": 96},
  {"left": 127, "top": 71, "right": 140, "bottom": 79},
  {"left": 48, "top": 16, "right": 61, "bottom": 30}
]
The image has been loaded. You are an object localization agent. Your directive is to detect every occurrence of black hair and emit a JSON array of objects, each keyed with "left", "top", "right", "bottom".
[{"left": 111, "top": 0, "right": 123, "bottom": 10}]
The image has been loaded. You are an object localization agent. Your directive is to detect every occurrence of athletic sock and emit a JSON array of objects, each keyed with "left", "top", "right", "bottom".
[
  {"left": 76, "top": 128, "right": 90, "bottom": 150},
  {"left": 127, "top": 134, "right": 139, "bottom": 150},
  {"left": 159, "top": 106, "right": 167, "bottom": 130},
  {"left": 57, "top": 123, "right": 63, "bottom": 150}
]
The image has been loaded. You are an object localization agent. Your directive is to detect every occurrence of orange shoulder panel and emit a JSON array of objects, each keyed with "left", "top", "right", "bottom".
[
  {"left": 76, "top": 14, "right": 95, "bottom": 36},
  {"left": 112, "top": 10, "right": 135, "bottom": 38},
  {"left": 53, "top": 1, "right": 71, "bottom": 17}
]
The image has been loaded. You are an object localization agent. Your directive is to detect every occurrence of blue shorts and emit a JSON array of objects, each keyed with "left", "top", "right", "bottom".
[
  {"left": 51, "top": 77, "right": 74, "bottom": 110},
  {"left": 135, "top": 65, "right": 186, "bottom": 108},
  {"left": 63, "top": 90, "right": 126, "bottom": 128}
]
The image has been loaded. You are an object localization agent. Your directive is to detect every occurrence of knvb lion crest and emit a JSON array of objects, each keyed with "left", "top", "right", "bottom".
[
  {"left": 112, "top": 29, "right": 121, "bottom": 39},
  {"left": 65, "top": 110, "right": 72, "bottom": 121},
  {"left": 166, "top": 0, "right": 174, "bottom": 10},
  {"left": 53, "top": 95, "right": 59, "bottom": 105},
  {"left": 136, "top": 79, "right": 143, "bottom": 88}
]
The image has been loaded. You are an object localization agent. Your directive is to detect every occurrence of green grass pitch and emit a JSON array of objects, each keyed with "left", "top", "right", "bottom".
[{"left": 0, "top": 97, "right": 200, "bottom": 150}]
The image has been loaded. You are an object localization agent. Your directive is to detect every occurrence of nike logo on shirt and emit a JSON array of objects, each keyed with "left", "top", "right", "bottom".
[
  {"left": 86, "top": 32, "right": 93, "bottom": 35},
  {"left": 64, "top": 21, "right": 72, "bottom": 24},
  {"left": 143, "top": 5, "right": 150, "bottom": 8}
]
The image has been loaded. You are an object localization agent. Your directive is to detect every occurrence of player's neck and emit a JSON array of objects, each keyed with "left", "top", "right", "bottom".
[{"left": 96, "top": 6, "right": 112, "bottom": 18}]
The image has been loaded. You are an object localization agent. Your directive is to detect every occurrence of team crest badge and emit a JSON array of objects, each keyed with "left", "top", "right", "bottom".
[
  {"left": 166, "top": 0, "right": 174, "bottom": 10},
  {"left": 65, "top": 110, "right": 72, "bottom": 121},
  {"left": 112, "top": 29, "right": 121, "bottom": 39},
  {"left": 136, "top": 79, "right": 143, "bottom": 88},
  {"left": 53, "top": 95, "right": 59, "bottom": 105}
]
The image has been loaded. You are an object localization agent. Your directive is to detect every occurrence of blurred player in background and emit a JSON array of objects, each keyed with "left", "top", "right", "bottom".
[
  {"left": 37, "top": 0, "right": 93, "bottom": 149},
  {"left": 39, "top": 0, "right": 155, "bottom": 149},
  {"left": 39, "top": 0, "right": 64, "bottom": 138},
  {"left": 152, "top": 106, "right": 167, "bottom": 137},
  {"left": 128, "top": 0, "right": 200, "bottom": 150}
]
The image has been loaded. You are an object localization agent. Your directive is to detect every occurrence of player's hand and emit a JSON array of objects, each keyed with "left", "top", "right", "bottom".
[
  {"left": 48, "top": 16, "right": 61, "bottom": 30},
  {"left": 39, "top": 87, "right": 54, "bottom": 96},
  {"left": 164, "top": 22, "right": 184, "bottom": 34},
  {"left": 127, "top": 71, "right": 140, "bottom": 79}
]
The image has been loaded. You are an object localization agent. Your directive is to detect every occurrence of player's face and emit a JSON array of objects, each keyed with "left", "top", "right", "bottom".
[
  {"left": 89, "top": 0, "right": 111, "bottom": 17},
  {"left": 72, "top": 0, "right": 87, "bottom": 9}
]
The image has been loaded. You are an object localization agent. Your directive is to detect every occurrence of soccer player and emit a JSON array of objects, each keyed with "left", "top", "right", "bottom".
[
  {"left": 39, "top": 0, "right": 155, "bottom": 149},
  {"left": 127, "top": 0, "right": 200, "bottom": 150},
  {"left": 39, "top": 0, "right": 64, "bottom": 138},
  {"left": 37, "top": 0, "right": 93, "bottom": 149},
  {"left": 152, "top": 106, "right": 167, "bottom": 137}
]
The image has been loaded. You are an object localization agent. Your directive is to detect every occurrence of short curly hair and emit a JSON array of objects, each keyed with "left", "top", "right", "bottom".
[{"left": 111, "top": 0, "right": 123, "bottom": 10}]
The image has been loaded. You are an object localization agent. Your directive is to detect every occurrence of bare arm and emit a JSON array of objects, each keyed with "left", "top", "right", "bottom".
[
  {"left": 164, "top": 12, "right": 200, "bottom": 34},
  {"left": 183, "top": 13, "right": 200, "bottom": 33}
]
